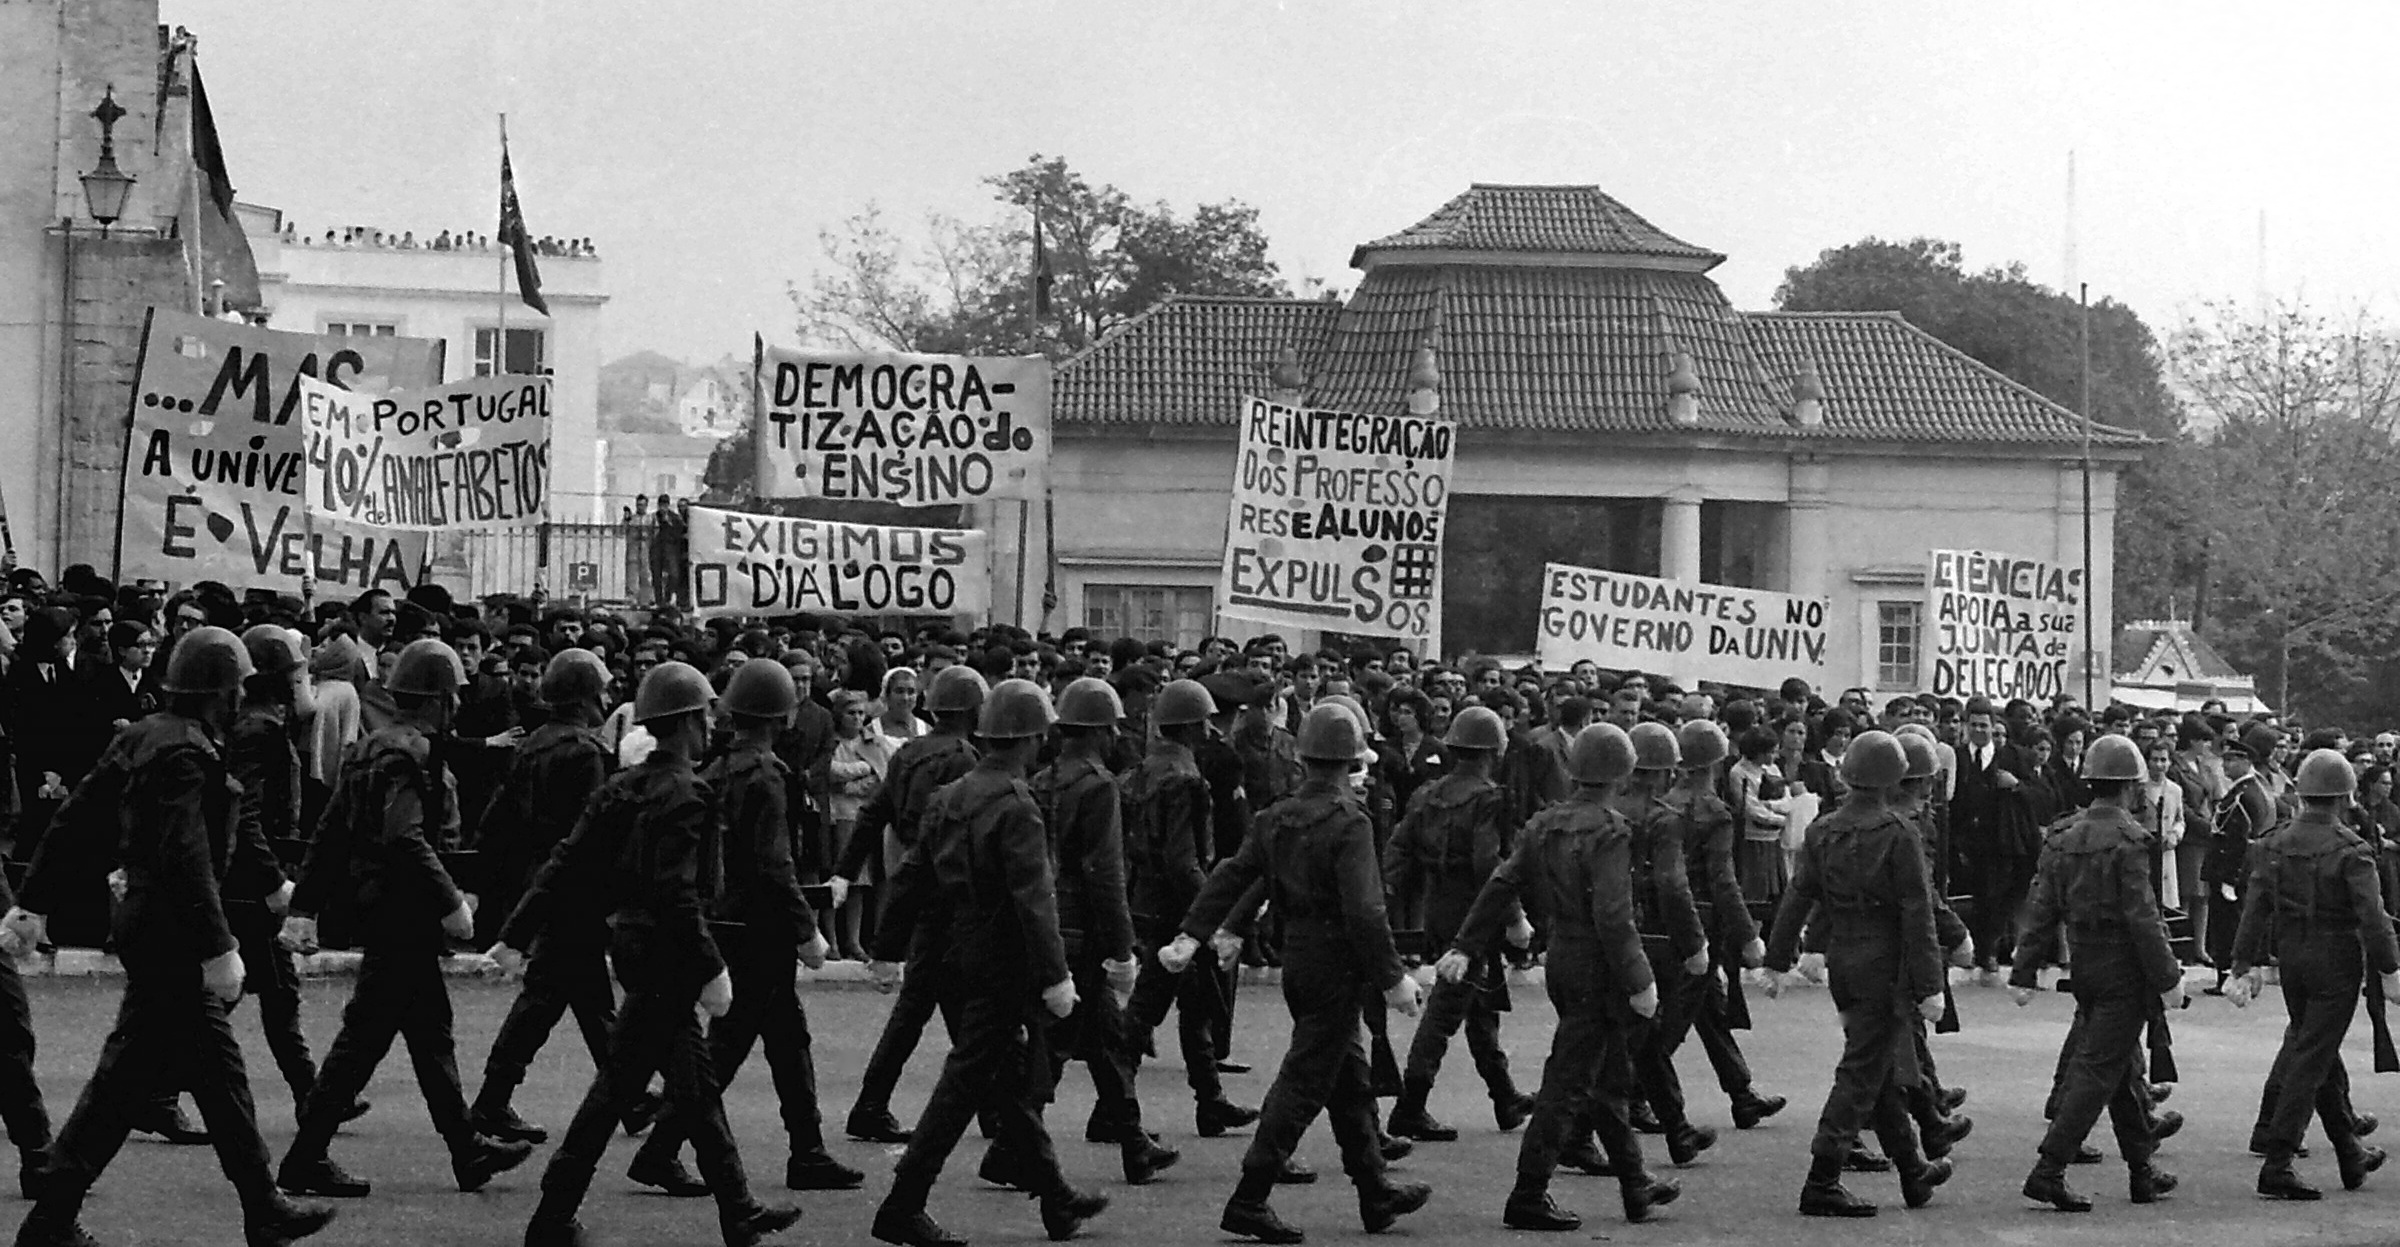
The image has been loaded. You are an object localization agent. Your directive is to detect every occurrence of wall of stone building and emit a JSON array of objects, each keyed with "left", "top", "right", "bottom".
[{"left": 59, "top": 236, "right": 190, "bottom": 576}]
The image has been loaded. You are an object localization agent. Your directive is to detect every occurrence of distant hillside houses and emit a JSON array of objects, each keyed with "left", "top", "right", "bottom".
[{"left": 599, "top": 350, "right": 749, "bottom": 439}]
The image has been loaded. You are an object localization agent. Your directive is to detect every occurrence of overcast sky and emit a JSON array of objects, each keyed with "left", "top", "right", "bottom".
[{"left": 165, "top": 0, "right": 2400, "bottom": 364}]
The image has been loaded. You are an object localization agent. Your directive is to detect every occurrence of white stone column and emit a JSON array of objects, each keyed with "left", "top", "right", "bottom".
[
  {"left": 1661, "top": 490, "right": 1702, "bottom": 584},
  {"left": 1787, "top": 458, "right": 1831, "bottom": 599}
]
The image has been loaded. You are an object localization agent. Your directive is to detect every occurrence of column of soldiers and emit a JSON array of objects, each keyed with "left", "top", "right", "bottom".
[{"left": 1, "top": 629, "right": 2398, "bottom": 1247}]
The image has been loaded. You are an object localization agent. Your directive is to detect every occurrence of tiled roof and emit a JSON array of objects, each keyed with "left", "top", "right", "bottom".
[
  {"left": 1745, "top": 312, "right": 2146, "bottom": 447},
  {"left": 2114, "top": 621, "right": 2248, "bottom": 681},
  {"left": 1052, "top": 296, "right": 1339, "bottom": 427},
  {"left": 1351, "top": 184, "right": 1723, "bottom": 269}
]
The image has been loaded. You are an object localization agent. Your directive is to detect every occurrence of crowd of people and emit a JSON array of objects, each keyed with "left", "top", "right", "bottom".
[{"left": 0, "top": 552, "right": 2392, "bottom": 1246}]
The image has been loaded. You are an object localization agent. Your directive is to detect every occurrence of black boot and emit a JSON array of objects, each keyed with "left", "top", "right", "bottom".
[
  {"left": 848, "top": 1105, "right": 913, "bottom": 1144},
  {"left": 1039, "top": 1186, "right": 1108, "bottom": 1241},
  {"left": 619, "top": 1090, "right": 666, "bottom": 1138},
  {"left": 1800, "top": 1154, "right": 1877, "bottom": 1217},
  {"left": 627, "top": 1146, "right": 710, "bottom": 1197},
  {"left": 1357, "top": 1178, "right": 1431, "bottom": 1233},
  {"left": 2130, "top": 1163, "right": 2178, "bottom": 1204},
  {"left": 1121, "top": 1135, "right": 1180, "bottom": 1185},
  {"left": 470, "top": 1082, "right": 548, "bottom": 1145},
  {"left": 978, "top": 1143, "right": 1036, "bottom": 1191},
  {"left": 521, "top": 1214, "right": 587, "bottom": 1247},
  {"left": 2022, "top": 1158, "right": 2091, "bottom": 1211},
  {"left": 1495, "top": 1091, "right": 1535, "bottom": 1133},
  {"left": 1731, "top": 1091, "right": 1787, "bottom": 1130},
  {"left": 1666, "top": 1123, "right": 1717, "bottom": 1166},
  {"left": 1842, "top": 1144, "right": 1891, "bottom": 1173},
  {"left": 784, "top": 1150, "right": 866, "bottom": 1191},
  {"left": 241, "top": 1189, "right": 337, "bottom": 1247},
  {"left": 12, "top": 1181, "right": 96, "bottom": 1247},
  {"left": 2258, "top": 1158, "right": 2322, "bottom": 1201},
  {"left": 1899, "top": 1156, "right": 1952, "bottom": 1210},
  {"left": 1558, "top": 1133, "right": 1614, "bottom": 1177},
  {"left": 2339, "top": 1143, "right": 2387, "bottom": 1191},
  {"left": 1387, "top": 1079, "right": 1456, "bottom": 1142},
  {"left": 1196, "top": 1099, "right": 1260, "bottom": 1138},
  {"left": 1628, "top": 1100, "right": 1663, "bottom": 1134},
  {"left": 276, "top": 1152, "right": 371, "bottom": 1199},
  {"left": 722, "top": 1202, "right": 804, "bottom": 1247},
  {"left": 452, "top": 1134, "right": 535, "bottom": 1194},
  {"left": 1503, "top": 1177, "right": 1580, "bottom": 1231},
  {"left": 1923, "top": 1115, "right": 1971, "bottom": 1161},
  {"left": 873, "top": 1176, "right": 964, "bottom": 1247},
  {"left": 1222, "top": 1167, "right": 1301, "bottom": 1244}
]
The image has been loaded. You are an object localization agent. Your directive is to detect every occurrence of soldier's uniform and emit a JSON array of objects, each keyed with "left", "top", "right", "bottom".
[
  {"left": 475, "top": 718, "right": 616, "bottom": 1133},
  {"left": 1616, "top": 780, "right": 1712, "bottom": 1153},
  {"left": 220, "top": 701, "right": 320, "bottom": 1107},
  {"left": 1027, "top": 749, "right": 1148, "bottom": 1151},
  {"left": 2233, "top": 801, "right": 2400, "bottom": 1187},
  {"left": 1124, "top": 736, "right": 1236, "bottom": 1121},
  {"left": 1451, "top": 785, "right": 1668, "bottom": 1223},
  {"left": 1764, "top": 758, "right": 1947, "bottom": 1214},
  {"left": 1668, "top": 771, "right": 1778, "bottom": 1124},
  {"left": 526, "top": 749, "right": 790, "bottom": 1241},
  {"left": 2013, "top": 801, "right": 2181, "bottom": 1200},
  {"left": 634, "top": 739, "right": 856, "bottom": 1188},
  {"left": 837, "top": 727, "right": 978, "bottom": 1139},
  {"left": 1384, "top": 770, "right": 1523, "bottom": 1132}
]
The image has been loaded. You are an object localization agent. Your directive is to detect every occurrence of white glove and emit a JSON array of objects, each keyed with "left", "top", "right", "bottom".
[
  {"left": 485, "top": 942, "right": 526, "bottom": 977},
  {"left": 1629, "top": 983, "right": 1660, "bottom": 1018},
  {"left": 1955, "top": 934, "right": 1977, "bottom": 968},
  {"left": 1384, "top": 974, "right": 1425, "bottom": 1019},
  {"left": 2161, "top": 979, "right": 2187, "bottom": 1011},
  {"left": 1042, "top": 977, "right": 1079, "bottom": 1018},
  {"left": 698, "top": 969, "right": 734, "bottom": 1018},
  {"left": 1210, "top": 929, "right": 1244, "bottom": 964},
  {"left": 266, "top": 879, "right": 296, "bottom": 916},
  {"left": 278, "top": 916, "right": 320, "bottom": 955},
  {"left": 1157, "top": 934, "right": 1201, "bottom": 975},
  {"left": 1741, "top": 937, "right": 1766, "bottom": 969},
  {"left": 1797, "top": 951, "right": 1827, "bottom": 983},
  {"left": 201, "top": 949, "right": 246, "bottom": 1003},
  {"left": 2228, "top": 971, "right": 2257, "bottom": 1008},
  {"left": 797, "top": 930, "right": 829, "bottom": 970},
  {"left": 827, "top": 876, "right": 852, "bottom": 909},
  {"left": 2383, "top": 970, "right": 2400, "bottom": 1002},
  {"left": 1683, "top": 950, "right": 1711, "bottom": 976},
  {"left": 0, "top": 908, "right": 39, "bottom": 959},
  {"left": 1434, "top": 950, "right": 1473, "bottom": 984},
  {"left": 2010, "top": 985, "right": 2036, "bottom": 1007},
  {"left": 2219, "top": 883, "right": 2237, "bottom": 902},
  {"left": 869, "top": 960, "right": 902, "bottom": 993},
  {"left": 1504, "top": 916, "right": 1535, "bottom": 949},
  {"left": 106, "top": 869, "right": 128, "bottom": 903},
  {"left": 1919, "top": 993, "right": 1947, "bottom": 1025},
  {"left": 441, "top": 903, "right": 476, "bottom": 940},
  {"left": 1103, "top": 956, "right": 1139, "bottom": 1005}
]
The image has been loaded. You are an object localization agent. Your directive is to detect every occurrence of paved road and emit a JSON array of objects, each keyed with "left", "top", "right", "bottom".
[{"left": 9, "top": 972, "right": 2400, "bottom": 1246}]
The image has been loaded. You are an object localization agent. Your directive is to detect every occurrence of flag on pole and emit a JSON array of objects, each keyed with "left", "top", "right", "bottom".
[
  {"left": 499, "top": 129, "right": 549, "bottom": 315},
  {"left": 184, "top": 61, "right": 260, "bottom": 311},
  {"left": 1032, "top": 209, "right": 1053, "bottom": 317}
]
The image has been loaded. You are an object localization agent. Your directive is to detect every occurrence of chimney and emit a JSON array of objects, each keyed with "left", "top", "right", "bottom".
[
  {"left": 1792, "top": 360, "right": 1825, "bottom": 427},
  {"left": 1666, "top": 351, "right": 1700, "bottom": 426},
  {"left": 1268, "top": 343, "right": 1307, "bottom": 405}
]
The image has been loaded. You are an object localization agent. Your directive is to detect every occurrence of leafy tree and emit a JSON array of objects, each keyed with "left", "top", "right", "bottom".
[
  {"left": 792, "top": 155, "right": 1289, "bottom": 358},
  {"left": 1775, "top": 238, "right": 2204, "bottom": 626}
]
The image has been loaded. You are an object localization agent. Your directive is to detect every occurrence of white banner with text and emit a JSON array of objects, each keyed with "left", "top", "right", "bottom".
[
  {"left": 752, "top": 345, "right": 1049, "bottom": 506},
  {"left": 685, "top": 505, "right": 990, "bottom": 620},
  {"left": 1536, "top": 563, "right": 1830, "bottom": 688}
]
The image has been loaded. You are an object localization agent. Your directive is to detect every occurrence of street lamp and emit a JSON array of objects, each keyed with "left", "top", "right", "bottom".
[{"left": 77, "top": 85, "right": 134, "bottom": 234}]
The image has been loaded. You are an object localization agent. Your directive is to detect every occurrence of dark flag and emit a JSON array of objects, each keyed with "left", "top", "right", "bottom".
[
  {"left": 185, "top": 63, "right": 260, "bottom": 310},
  {"left": 499, "top": 131, "right": 549, "bottom": 316},
  {"left": 1032, "top": 210, "right": 1053, "bottom": 317}
]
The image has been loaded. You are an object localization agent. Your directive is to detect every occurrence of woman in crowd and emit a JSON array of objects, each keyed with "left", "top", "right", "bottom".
[
  {"left": 1731, "top": 724, "right": 1790, "bottom": 905},
  {"left": 826, "top": 688, "right": 881, "bottom": 961}
]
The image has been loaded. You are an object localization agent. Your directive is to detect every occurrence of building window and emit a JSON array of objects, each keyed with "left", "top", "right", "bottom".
[
  {"left": 325, "top": 321, "right": 397, "bottom": 337},
  {"left": 1876, "top": 600, "right": 1922, "bottom": 691},
  {"left": 653, "top": 474, "right": 678, "bottom": 497},
  {"left": 474, "top": 327, "right": 547, "bottom": 376},
  {"left": 1085, "top": 585, "right": 1212, "bottom": 650}
]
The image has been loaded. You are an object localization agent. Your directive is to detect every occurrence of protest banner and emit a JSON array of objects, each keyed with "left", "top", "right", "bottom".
[
  {"left": 686, "top": 504, "right": 990, "bottom": 620},
  {"left": 1926, "top": 547, "right": 2083, "bottom": 700},
  {"left": 1218, "top": 396, "right": 1455, "bottom": 642},
  {"left": 120, "top": 309, "right": 442, "bottom": 592},
  {"left": 753, "top": 344, "right": 1050, "bottom": 506},
  {"left": 295, "top": 374, "right": 551, "bottom": 531},
  {"left": 1536, "top": 563, "right": 1830, "bottom": 688}
]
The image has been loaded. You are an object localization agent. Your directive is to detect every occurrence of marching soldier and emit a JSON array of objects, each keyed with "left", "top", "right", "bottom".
[
  {"left": 1383, "top": 706, "right": 1532, "bottom": 1142},
  {"left": 1439, "top": 721, "right": 1676, "bottom": 1232},
  {"left": 2012, "top": 734, "right": 2184, "bottom": 1211},
  {"left": 9, "top": 626, "right": 332, "bottom": 1247},
  {"left": 867, "top": 679, "right": 1108, "bottom": 1247},
  {"left": 1763, "top": 730, "right": 1952, "bottom": 1217},
  {"left": 523, "top": 662, "right": 803, "bottom": 1247},
  {"left": 474, "top": 650, "right": 635, "bottom": 1145},
  {"left": 828, "top": 665, "right": 989, "bottom": 1145},
  {"left": 1124, "top": 679, "right": 1258, "bottom": 1138},
  {"left": 277, "top": 639, "right": 532, "bottom": 1199},
  {"left": 628, "top": 659, "right": 865, "bottom": 1194},
  {"left": 1162, "top": 703, "right": 1430, "bottom": 1245},
  {"left": 2228, "top": 748, "right": 2400, "bottom": 1199},
  {"left": 1618, "top": 722, "right": 1718, "bottom": 1164},
  {"left": 1667, "top": 720, "right": 1785, "bottom": 1130},
  {"left": 1892, "top": 729, "right": 1974, "bottom": 1158}
]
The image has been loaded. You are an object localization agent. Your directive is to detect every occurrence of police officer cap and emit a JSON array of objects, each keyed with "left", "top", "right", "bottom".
[
  {"left": 1152, "top": 678, "right": 1218, "bottom": 728},
  {"left": 2295, "top": 747, "right": 2357, "bottom": 798},
  {"left": 1567, "top": 722, "right": 1637, "bottom": 785},
  {"left": 719, "top": 658, "right": 798, "bottom": 721},
  {"left": 160, "top": 625, "right": 254, "bottom": 694},
  {"left": 538, "top": 648, "right": 611, "bottom": 708},
  {"left": 1199, "top": 670, "right": 1271, "bottom": 711},
  {"left": 1839, "top": 730, "right": 1909, "bottom": 788},
  {"left": 1442, "top": 706, "right": 1508, "bottom": 753},
  {"left": 2079, "top": 734, "right": 2145, "bottom": 782},
  {"left": 1899, "top": 732, "right": 1941, "bottom": 781},
  {"left": 387, "top": 638, "right": 467, "bottom": 697},
  {"left": 1296, "top": 702, "right": 1366, "bottom": 762},
  {"left": 2232, "top": 723, "right": 2284, "bottom": 761},
  {"left": 1630, "top": 721, "right": 1681, "bottom": 771},
  {"left": 923, "top": 664, "right": 990, "bottom": 714},
  {"left": 633, "top": 661, "right": 714, "bottom": 723},
  {"left": 1054, "top": 676, "right": 1125, "bottom": 728},
  {"left": 978, "top": 678, "right": 1056, "bottom": 739},
  {"left": 1676, "top": 719, "right": 1729, "bottom": 769}
]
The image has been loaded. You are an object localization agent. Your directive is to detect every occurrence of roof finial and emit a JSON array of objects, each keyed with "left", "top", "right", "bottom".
[
  {"left": 1268, "top": 342, "right": 1307, "bottom": 394},
  {"left": 1406, "top": 332, "right": 1442, "bottom": 417},
  {"left": 1792, "top": 359, "right": 1825, "bottom": 427},
  {"left": 1666, "top": 351, "right": 1700, "bottom": 426}
]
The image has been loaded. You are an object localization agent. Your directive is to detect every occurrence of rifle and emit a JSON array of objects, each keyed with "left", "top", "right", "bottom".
[
  {"left": 2145, "top": 993, "right": 2181, "bottom": 1085},
  {"left": 2368, "top": 964, "right": 2400, "bottom": 1074}
]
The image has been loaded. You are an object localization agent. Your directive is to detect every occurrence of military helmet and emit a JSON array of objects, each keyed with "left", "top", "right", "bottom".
[
  {"left": 1899, "top": 732, "right": 1941, "bottom": 781},
  {"left": 1676, "top": 720, "right": 1729, "bottom": 769},
  {"left": 1630, "top": 721, "right": 1681, "bottom": 771},
  {"left": 1152, "top": 678, "right": 1218, "bottom": 728},
  {"left": 2295, "top": 748, "right": 2357, "bottom": 798},
  {"left": 1055, "top": 676, "right": 1125, "bottom": 729},
  {"left": 159, "top": 625, "right": 254, "bottom": 694},
  {"left": 720, "top": 658, "right": 798, "bottom": 720},
  {"left": 387, "top": 638, "right": 467, "bottom": 697},
  {"left": 239, "top": 624, "right": 304, "bottom": 680},
  {"left": 633, "top": 660, "right": 714, "bottom": 723},
  {"left": 2079, "top": 734, "right": 2146, "bottom": 782},
  {"left": 924, "top": 664, "right": 990, "bottom": 714},
  {"left": 1839, "top": 730, "right": 1909, "bottom": 789},
  {"left": 1443, "top": 705, "right": 1508, "bottom": 752},
  {"left": 1567, "top": 723, "right": 1638, "bottom": 785},
  {"left": 1296, "top": 702, "right": 1366, "bottom": 762},
  {"left": 979, "top": 678, "right": 1057, "bottom": 739},
  {"left": 537, "top": 649, "right": 611, "bottom": 709},
  {"left": 1895, "top": 722, "right": 1936, "bottom": 743}
]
